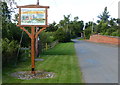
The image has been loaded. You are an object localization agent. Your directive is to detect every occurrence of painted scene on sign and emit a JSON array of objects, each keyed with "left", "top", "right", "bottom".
[{"left": 21, "top": 8, "right": 46, "bottom": 25}]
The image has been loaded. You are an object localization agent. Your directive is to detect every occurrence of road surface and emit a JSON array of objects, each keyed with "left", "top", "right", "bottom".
[{"left": 72, "top": 39, "right": 118, "bottom": 83}]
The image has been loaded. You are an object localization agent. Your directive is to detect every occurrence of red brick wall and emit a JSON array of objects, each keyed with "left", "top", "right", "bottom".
[{"left": 89, "top": 34, "right": 120, "bottom": 45}]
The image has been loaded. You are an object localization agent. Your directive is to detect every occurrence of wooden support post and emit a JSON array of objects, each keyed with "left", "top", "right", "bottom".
[
  {"left": 19, "top": 27, "right": 46, "bottom": 74},
  {"left": 31, "top": 27, "right": 35, "bottom": 74}
]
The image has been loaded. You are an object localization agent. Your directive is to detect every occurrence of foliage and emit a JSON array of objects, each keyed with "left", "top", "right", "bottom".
[
  {"left": 117, "top": 19, "right": 120, "bottom": 26},
  {"left": 55, "top": 15, "right": 84, "bottom": 42},
  {"left": 2, "top": 38, "right": 19, "bottom": 66},
  {"left": 2, "top": 2, "right": 30, "bottom": 67},
  {"left": 104, "top": 28, "right": 115, "bottom": 36},
  {"left": 46, "top": 21, "right": 58, "bottom": 32},
  {"left": 84, "top": 27, "right": 92, "bottom": 39},
  {"left": 97, "top": 7, "right": 110, "bottom": 23},
  {"left": 100, "top": 22, "right": 109, "bottom": 34},
  {"left": 39, "top": 31, "right": 55, "bottom": 44},
  {"left": 111, "top": 31, "right": 117, "bottom": 36},
  {"left": 2, "top": 1, "right": 30, "bottom": 47},
  {"left": 1, "top": 0, "right": 17, "bottom": 13},
  {"left": 70, "top": 20, "right": 84, "bottom": 38},
  {"left": 55, "top": 28, "right": 71, "bottom": 42},
  {"left": 109, "top": 18, "right": 116, "bottom": 27},
  {"left": 111, "top": 30, "right": 120, "bottom": 37},
  {"left": 37, "top": 31, "right": 56, "bottom": 53},
  {"left": 18, "top": 48, "right": 30, "bottom": 62},
  {"left": 95, "top": 18, "right": 119, "bottom": 37},
  {"left": 1, "top": 2, "right": 11, "bottom": 22},
  {"left": 84, "top": 7, "right": 120, "bottom": 39},
  {"left": 54, "top": 15, "right": 71, "bottom": 42}
]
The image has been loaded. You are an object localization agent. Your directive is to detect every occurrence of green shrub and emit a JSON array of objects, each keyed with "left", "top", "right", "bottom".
[
  {"left": 115, "top": 30, "right": 120, "bottom": 37},
  {"left": 40, "top": 31, "right": 55, "bottom": 43},
  {"left": 104, "top": 29, "right": 120, "bottom": 37},
  {"left": 84, "top": 27, "right": 92, "bottom": 39},
  {"left": 54, "top": 28, "right": 71, "bottom": 42},
  {"left": 2, "top": 38, "right": 19, "bottom": 66},
  {"left": 38, "top": 31, "right": 57, "bottom": 52},
  {"left": 104, "top": 32, "right": 109, "bottom": 35},
  {"left": 106, "top": 28, "right": 116, "bottom": 36},
  {"left": 111, "top": 32, "right": 117, "bottom": 36},
  {"left": 100, "top": 33, "right": 104, "bottom": 35},
  {"left": 18, "top": 48, "right": 30, "bottom": 62}
]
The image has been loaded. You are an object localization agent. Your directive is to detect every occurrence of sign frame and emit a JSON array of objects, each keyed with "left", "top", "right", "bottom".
[{"left": 17, "top": 5, "right": 49, "bottom": 27}]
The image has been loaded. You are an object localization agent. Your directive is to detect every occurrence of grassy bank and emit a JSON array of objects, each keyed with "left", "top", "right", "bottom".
[{"left": 3, "top": 42, "right": 83, "bottom": 83}]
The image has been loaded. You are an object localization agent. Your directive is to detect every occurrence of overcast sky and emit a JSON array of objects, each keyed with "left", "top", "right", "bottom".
[{"left": 15, "top": 0, "right": 119, "bottom": 24}]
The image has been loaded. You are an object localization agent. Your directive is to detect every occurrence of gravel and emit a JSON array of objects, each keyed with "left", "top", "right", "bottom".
[{"left": 11, "top": 71, "right": 55, "bottom": 80}]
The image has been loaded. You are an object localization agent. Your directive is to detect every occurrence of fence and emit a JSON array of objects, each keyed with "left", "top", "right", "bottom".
[{"left": 43, "top": 40, "right": 59, "bottom": 51}]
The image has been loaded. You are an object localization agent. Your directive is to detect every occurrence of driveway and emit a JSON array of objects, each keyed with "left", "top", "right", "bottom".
[{"left": 72, "top": 39, "right": 118, "bottom": 83}]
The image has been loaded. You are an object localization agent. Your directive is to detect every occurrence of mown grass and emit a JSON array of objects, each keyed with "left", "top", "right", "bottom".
[
  {"left": 78, "top": 38, "right": 84, "bottom": 40},
  {"left": 2, "top": 42, "right": 83, "bottom": 83}
]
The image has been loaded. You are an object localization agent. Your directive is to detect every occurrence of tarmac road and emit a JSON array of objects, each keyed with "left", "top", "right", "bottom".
[{"left": 72, "top": 39, "right": 118, "bottom": 83}]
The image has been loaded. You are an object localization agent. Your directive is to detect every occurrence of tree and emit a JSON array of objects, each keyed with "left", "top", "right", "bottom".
[
  {"left": 1, "top": 2, "right": 30, "bottom": 66},
  {"left": 98, "top": 7, "right": 110, "bottom": 23},
  {"left": 70, "top": 19, "right": 84, "bottom": 38},
  {"left": 96, "top": 7, "right": 119, "bottom": 37},
  {"left": 74, "top": 16, "right": 79, "bottom": 21},
  {"left": 94, "top": 7, "right": 111, "bottom": 34},
  {"left": 55, "top": 28, "right": 71, "bottom": 42},
  {"left": 55, "top": 15, "right": 71, "bottom": 42},
  {"left": 1, "top": 2, "right": 11, "bottom": 23},
  {"left": 54, "top": 15, "right": 84, "bottom": 42},
  {"left": 85, "top": 21, "right": 93, "bottom": 30},
  {"left": 117, "top": 18, "right": 120, "bottom": 26},
  {"left": 1, "top": 0, "right": 17, "bottom": 12},
  {"left": 59, "top": 15, "right": 71, "bottom": 33},
  {"left": 46, "top": 21, "right": 58, "bottom": 32},
  {"left": 109, "top": 18, "right": 116, "bottom": 27}
]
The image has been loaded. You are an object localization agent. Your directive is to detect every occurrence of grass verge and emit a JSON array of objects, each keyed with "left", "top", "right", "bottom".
[
  {"left": 78, "top": 38, "right": 84, "bottom": 40},
  {"left": 2, "top": 42, "right": 83, "bottom": 83}
]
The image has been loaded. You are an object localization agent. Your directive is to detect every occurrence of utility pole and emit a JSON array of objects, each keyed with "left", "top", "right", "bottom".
[
  {"left": 37, "top": 0, "right": 39, "bottom": 5},
  {"left": 92, "top": 18, "right": 94, "bottom": 34},
  {"left": 36, "top": 27, "right": 39, "bottom": 57},
  {"left": 83, "top": 24, "right": 86, "bottom": 39},
  {"left": 36, "top": 0, "right": 39, "bottom": 57}
]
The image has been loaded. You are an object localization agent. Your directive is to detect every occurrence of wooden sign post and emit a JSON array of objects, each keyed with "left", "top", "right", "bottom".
[{"left": 17, "top": 4, "right": 49, "bottom": 74}]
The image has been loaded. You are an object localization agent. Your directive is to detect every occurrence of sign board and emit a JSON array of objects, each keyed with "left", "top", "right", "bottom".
[
  {"left": 17, "top": 5, "right": 49, "bottom": 27},
  {"left": 21, "top": 8, "right": 46, "bottom": 25}
]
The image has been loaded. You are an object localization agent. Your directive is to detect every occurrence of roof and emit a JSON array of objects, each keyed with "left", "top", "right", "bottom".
[{"left": 17, "top": 4, "right": 49, "bottom": 8}]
